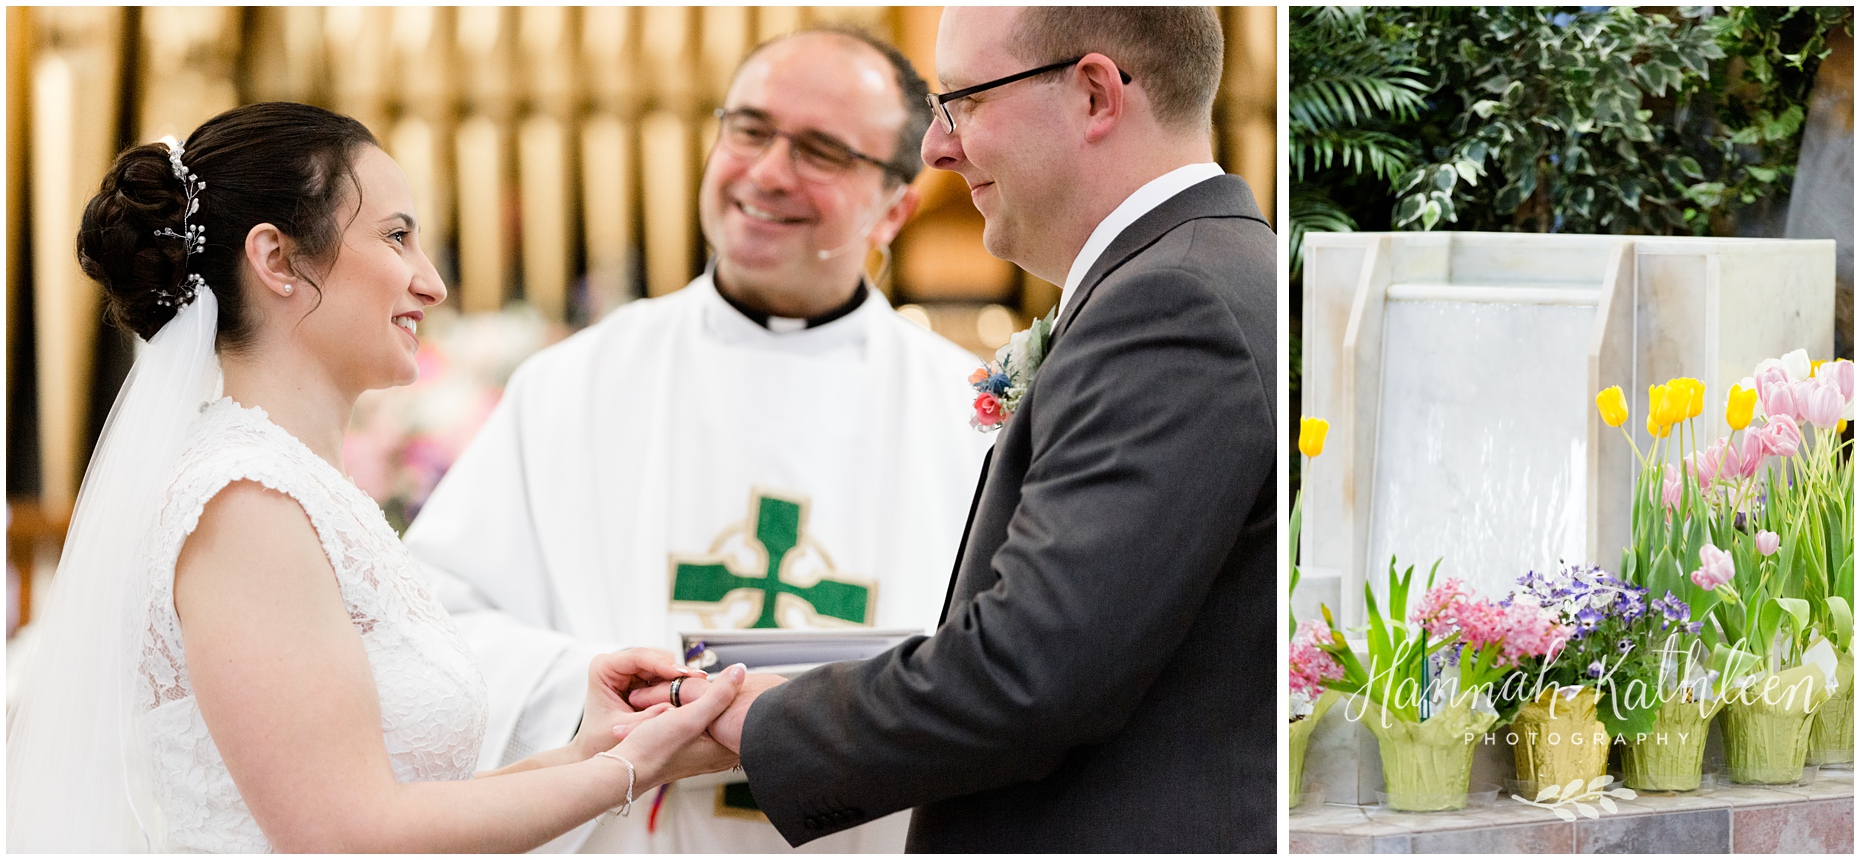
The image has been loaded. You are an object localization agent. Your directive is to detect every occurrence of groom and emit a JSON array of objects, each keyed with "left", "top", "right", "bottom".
[{"left": 642, "top": 7, "right": 1275, "bottom": 852}]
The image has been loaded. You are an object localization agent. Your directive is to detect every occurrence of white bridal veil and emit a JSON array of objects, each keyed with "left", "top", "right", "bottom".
[{"left": 6, "top": 288, "right": 220, "bottom": 851}]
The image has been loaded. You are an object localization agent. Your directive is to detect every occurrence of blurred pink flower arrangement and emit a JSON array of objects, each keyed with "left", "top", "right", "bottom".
[
  {"left": 1289, "top": 618, "right": 1344, "bottom": 700},
  {"left": 344, "top": 305, "right": 556, "bottom": 531}
]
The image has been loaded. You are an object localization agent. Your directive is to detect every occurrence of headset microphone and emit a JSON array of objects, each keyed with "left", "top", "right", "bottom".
[{"left": 815, "top": 185, "right": 908, "bottom": 261}]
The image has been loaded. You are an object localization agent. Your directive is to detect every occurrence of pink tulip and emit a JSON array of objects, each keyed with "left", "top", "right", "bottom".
[
  {"left": 1662, "top": 463, "right": 1682, "bottom": 509},
  {"left": 1803, "top": 377, "right": 1844, "bottom": 429},
  {"left": 1760, "top": 414, "right": 1802, "bottom": 458},
  {"left": 1687, "top": 439, "right": 1725, "bottom": 488},
  {"left": 1755, "top": 363, "right": 1792, "bottom": 406},
  {"left": 1762, "top": 380, "right": 1802, "bottom": 423},
  {"left": 1755, "top": 530, "right": 1780, "bottom": 557},
  {"left": 1723, "top": 431, "right": 1766, "bottom": 480},
  {"left": 1819, "top": 359, "right": 1855, "bottom": 402},
  {"left": 1691, "top": 544, "right": 1735, "bottom": 590}
]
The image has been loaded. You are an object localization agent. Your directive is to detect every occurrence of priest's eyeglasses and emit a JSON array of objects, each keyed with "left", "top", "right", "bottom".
[
  {"left": 925, "top": 56, "right": 1133, "bottom": 134},
  {"left": 713, "top": 108, "right": 910, "bottom": 184}
]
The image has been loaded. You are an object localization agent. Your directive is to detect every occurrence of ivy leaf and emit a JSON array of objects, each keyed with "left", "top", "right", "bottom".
[{"left": 1685, "top": 181, "right": 1725, "bottom": 208}]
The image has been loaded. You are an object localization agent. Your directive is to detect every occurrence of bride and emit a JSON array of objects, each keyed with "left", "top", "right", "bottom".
[{"left": 6, "top": 102, "right": 744, "bottom": 852}]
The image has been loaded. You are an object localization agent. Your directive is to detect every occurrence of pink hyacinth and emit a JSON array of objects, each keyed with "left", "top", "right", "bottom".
[
  {"left": 1411, "top": 578, "right": 1476, "bottom": 638},
  {"left": 1755, "top": 530, "right": 1781, "bottom": 557},
  {"left": 1290, "top": 619, "right": 1344, "bottom": 699},
  {"left": 1759, "top": 413, "right": 1803, "bottom": 458},
  {"left": 1453, "top": 599, "right": 1569, "bottom": 667},
  {"left": 1410, "top": 577, "right": 1568, "bottom": 668},
  {"left": 1691, "top": 544, "right": 1735, "bottom": 591},
  {"left": 1802, "top": 376, "right": 1844, "bottom": 429}
]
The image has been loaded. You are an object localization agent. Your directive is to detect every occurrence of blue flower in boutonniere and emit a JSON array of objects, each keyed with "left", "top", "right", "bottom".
[{"left": 967, "top": 305, "right": 1057, "bottom": 432}]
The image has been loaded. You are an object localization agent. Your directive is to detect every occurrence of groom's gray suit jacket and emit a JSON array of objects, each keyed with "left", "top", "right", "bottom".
[{"left": 739, "top": 174, "right": 1276, "bottom": 852}]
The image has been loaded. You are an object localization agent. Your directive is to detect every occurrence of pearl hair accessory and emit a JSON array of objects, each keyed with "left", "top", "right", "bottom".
[{"left": 152, "top": 137, "right": 208, "bottom": 309}]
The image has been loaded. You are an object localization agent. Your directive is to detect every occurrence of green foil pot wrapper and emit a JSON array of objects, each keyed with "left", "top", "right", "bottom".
[
  {"left": 1509, "top": 686, "right": 1611, "bottom": 798},
  {"left": 1807, "top": 649, "right": 1854, "bottom": 767},
  {"left": 1362, "top": 696, "right": 1499, "bottom": 812},
  {"left": 1289, "top": 689, "right": 1341, "bottom": 808},
  {"left": 1621, "top": 693, "right": 1723, "bottom": 791},
  {"left": 1722, "top": 664, "right": 1831, "bottom": 785}
]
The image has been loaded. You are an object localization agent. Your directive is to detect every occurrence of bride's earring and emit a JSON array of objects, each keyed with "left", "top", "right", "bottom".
[{"left": 281, "top": 283, "right": 293, "bottom": 296}]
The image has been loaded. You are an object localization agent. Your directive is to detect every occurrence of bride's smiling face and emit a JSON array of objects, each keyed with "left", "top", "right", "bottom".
[{"left": 294, "top": 146, "right": 446, "bottom": 392}]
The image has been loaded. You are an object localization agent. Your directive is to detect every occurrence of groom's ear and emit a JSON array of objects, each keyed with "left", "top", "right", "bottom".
[{"left": 244, "top": 222, "right": 299, "bottom": 299}]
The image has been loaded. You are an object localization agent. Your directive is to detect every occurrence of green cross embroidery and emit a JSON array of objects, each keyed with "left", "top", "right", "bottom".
[{"left": 671, "top": 492, "right": 872, "bottom": 628}]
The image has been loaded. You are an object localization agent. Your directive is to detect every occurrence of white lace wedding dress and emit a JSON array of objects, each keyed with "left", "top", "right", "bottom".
[{"left": 133, "top": 398, "right": 488, "bottom": 852}]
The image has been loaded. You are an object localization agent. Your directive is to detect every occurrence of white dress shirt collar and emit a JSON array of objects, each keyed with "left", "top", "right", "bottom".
[{"left": 1056, "top": 162, "right": 1225, "bottom": 320}]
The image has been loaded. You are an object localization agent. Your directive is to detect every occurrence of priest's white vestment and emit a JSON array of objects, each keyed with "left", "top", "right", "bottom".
[{"left": 404, "top": 273, "right": 993, "bottom": 852}]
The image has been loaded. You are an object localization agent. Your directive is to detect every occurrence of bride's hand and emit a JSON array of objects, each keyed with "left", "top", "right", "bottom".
[
  {"left": 571, "top": 648, "right": 703, "bottom": 760},
  {"left": 607, "top": 664, "right": 747, "bottom": 787}
]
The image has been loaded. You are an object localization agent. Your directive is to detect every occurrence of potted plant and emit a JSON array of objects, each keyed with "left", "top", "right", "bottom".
[{"left": 1313, "top": 561, "right": 1566, "bottom": 811}]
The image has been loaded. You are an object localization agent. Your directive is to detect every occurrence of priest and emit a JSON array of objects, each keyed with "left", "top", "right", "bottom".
[{"left": 404, "top": 29, "right": 992, "bottom": 852}]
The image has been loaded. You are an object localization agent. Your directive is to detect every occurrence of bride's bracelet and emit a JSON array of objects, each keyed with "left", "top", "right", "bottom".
[{"left": 594, "top": 750, "right": 637, "bottom": 820}]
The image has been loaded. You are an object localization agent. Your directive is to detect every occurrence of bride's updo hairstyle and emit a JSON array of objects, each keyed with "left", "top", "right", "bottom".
[{"left": 78, "top": 102, "right": 379, "bottom": 347}]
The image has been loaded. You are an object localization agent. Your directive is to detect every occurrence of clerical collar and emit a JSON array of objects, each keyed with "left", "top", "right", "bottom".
[{"left": 716, "top": 280, "right": 869, "bottom": 333}]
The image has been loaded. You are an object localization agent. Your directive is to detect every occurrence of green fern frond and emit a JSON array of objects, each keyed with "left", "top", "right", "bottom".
[{"left": 1294, "top": 128, "right": 1417, "bottom": 182}]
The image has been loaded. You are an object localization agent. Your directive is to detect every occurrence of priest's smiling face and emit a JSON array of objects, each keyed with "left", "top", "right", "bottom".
[{"left": 699, "top": 32, "right": 915, "bottom": 318}]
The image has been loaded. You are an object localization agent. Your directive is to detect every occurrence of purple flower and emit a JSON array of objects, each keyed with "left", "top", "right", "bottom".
[{"left": 1586, "top": 660, "right": 1606, "bottom": 678}]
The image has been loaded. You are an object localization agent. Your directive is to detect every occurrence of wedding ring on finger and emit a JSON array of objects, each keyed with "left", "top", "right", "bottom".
[{"left": 669, "top": 676, "right": 685, "bottom": 708}]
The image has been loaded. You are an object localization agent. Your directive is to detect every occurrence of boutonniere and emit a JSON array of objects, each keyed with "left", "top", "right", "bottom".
[{"left": 967, "top": 305, "right": 1058, "bottom": 432}]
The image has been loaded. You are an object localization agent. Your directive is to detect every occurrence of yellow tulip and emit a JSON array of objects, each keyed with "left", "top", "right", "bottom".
[
  {"left": 1595, "top": 386, "right": 1628, "bottom": 427},
  {"left": 1655, "top": 379, "right": 1692, "bottom": 427},
  {"left": 1647, "top": 412, "right": 1670, "bottom": 439},
  {"left": 1725, "top": 384, "right": 1757, "bottom": 431},
  {"left": 1683, "top": 377, "right": 1704, "bottom": 419},
  {"left": 1648, "top": 384, "right": 1672, "bottom": 430},
  {"left": 1299, "top": 417, "right": 1330, "bottom": 458}
]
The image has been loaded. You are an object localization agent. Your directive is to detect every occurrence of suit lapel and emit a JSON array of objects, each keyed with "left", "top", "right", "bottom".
[
  {"left": 938, "top": 446, "right": 993, "bottom": 626},
  {"left": 1053, "top": 174, "right": 1268, "bottom": 342},
  {"left": 936, "top": 175, "right": 1268, "bottom": 628}
]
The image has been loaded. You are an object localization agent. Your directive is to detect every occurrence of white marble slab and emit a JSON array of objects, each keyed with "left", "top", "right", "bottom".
[{"left": 1367, "top": 299, "right": 1594, "bottom": 599}]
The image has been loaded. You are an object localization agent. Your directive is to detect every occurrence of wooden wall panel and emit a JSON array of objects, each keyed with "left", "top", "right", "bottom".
[{"left": 8, "top": 6, "right": 1280, "bottom": 508}]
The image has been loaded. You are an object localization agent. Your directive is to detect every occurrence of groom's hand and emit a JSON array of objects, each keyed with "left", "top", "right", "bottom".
[{"left": 628, "top": 672, "right": 787, "bottom": 753}]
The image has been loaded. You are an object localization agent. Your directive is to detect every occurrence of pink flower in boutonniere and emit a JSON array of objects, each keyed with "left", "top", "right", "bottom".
[
  {"left": 966, "top": 305, "right": 1058, "bottom": 433},
  {"left": 971, "top": 393, "right": 1005, "bottom": 430}
]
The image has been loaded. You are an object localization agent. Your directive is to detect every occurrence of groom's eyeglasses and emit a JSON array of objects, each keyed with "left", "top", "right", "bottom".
[
  {"left": 713, "top": 108, "right": 910, "bottom": 184},
  {"left": 925, "top": 57, "right": 1133, "bottom": 134}
]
